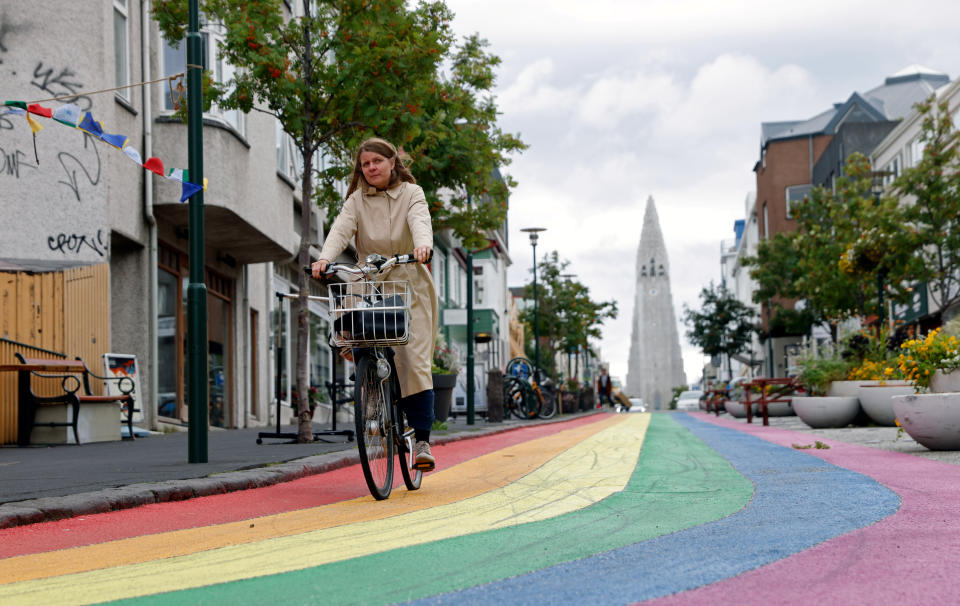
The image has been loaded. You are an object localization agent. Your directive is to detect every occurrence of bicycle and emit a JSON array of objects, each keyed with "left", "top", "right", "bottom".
[
  {"left": 504, "top": 357, "right": 557, "bottom": 419},
  {"left": 305, "top": 252, "right": 427, "bottom": 500}
]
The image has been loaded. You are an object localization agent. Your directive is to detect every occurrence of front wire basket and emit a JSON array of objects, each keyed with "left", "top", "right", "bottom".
[{"left": 328, "top": 280, "right": 411, "bottom": 347}]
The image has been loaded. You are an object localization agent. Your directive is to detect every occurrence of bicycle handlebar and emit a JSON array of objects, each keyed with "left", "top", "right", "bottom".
[{"left": 303, "top": 250, "right": 432, "bottom": 279}]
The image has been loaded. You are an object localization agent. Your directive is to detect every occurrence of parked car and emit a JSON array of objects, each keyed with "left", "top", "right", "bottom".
[
  {"left": 675, "top": 390, "right": 704, "bottom": 411},
  {"left": 627, "top": 397, "right": 646, "bottom": 413}
]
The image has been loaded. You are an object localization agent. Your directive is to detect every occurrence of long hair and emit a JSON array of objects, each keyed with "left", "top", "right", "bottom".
[{"left": 346, "top": 137, "right": 416, "bottom": 197}]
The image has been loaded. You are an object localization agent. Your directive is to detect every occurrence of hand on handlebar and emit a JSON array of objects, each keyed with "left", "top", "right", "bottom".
[
  {"left": 413, "top": 246, "right": 432, "bottom": 264},
  {"left": 310, "top": 259, "right": 330, "bottom": 279}
]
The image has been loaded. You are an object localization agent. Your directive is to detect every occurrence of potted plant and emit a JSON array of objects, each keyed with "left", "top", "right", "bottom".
[
  {"left": 892, "top": 324, "right": 960, "bottom": 450},
  {"left": 793, "top": 352, "right": 861, "bottom": 428},
  {"left": 432, "top": 335, "right": 461, "bottom": 422},
  {"left": 848, "top": 331, "right": 911, "bottom": 426}
]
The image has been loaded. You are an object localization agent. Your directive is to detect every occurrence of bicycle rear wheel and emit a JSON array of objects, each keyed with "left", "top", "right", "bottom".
[
  {"left": 536, "top": 384, "right": 557, "bottom": 419},
  {"left": 355, "top": 356, "right": 395, "bottom": 500}
]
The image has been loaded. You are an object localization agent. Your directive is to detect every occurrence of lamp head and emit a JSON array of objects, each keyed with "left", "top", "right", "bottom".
[{"left": 521, "top": 227, "right": 546, "bottom": 245}]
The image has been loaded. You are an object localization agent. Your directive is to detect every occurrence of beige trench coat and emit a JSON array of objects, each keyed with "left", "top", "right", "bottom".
[{"left": 319, "top": 181, "right": 438, "bottom": 397}]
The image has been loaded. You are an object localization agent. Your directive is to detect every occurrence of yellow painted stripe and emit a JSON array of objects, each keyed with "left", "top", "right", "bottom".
[
  {"left": 0, "top": 415, "right": 624, "bottom": 585},
  {"left": 1, "top": 414, "right": 648, "bottom": 606}
]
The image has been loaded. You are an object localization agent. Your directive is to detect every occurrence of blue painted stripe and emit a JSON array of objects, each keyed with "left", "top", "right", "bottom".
[{"left": 414, "top": 413, "right": 900, "bottom": 605}]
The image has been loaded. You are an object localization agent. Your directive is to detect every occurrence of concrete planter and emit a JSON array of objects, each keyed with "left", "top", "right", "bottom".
[
  {"left": 724, "top": 400, "right": 758, "bottom": 418},
  {"left": 929, "top": 370, "right": 960, "bottom": 394},
  {"left": 857, "top": 383, "right": 913, "bottom": 426},
  {"left": 766, "top": 400, "right": 795, "bottom": 416},
  {"left": 792, "top": 396, "right": 860, "bottom": 429},
  {"left": 827, "top": 380, "right": 880, "bottom": 398},
  {"left": 892, "top": 393, "right": 960, "bottom": 450}
]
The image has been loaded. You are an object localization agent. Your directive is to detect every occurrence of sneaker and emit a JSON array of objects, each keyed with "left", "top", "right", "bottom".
[{"left": 413, "top": 441, "right": 435, "bottom": 472}]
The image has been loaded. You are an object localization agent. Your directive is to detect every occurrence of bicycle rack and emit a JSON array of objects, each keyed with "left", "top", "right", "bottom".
[{"left": 257, "top": 292, "right": 355, "bottom": 444}]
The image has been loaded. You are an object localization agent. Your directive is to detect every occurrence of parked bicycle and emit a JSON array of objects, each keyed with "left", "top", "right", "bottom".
[
  {"left": 305, "top": 252, "right": 428, "bottom": 500},
  {"left": 504, "top": 357, "right": 557, "bottom": 419}
]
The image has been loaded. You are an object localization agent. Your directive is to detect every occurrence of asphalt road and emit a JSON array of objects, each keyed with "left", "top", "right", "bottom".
[{"left": 2, "top": 411, "right": 958, "bottom": 605}]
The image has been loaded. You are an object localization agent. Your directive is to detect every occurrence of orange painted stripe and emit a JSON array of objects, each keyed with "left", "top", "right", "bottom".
[{"left": 0, "top": 415, "right": 624, "bottom": 585}]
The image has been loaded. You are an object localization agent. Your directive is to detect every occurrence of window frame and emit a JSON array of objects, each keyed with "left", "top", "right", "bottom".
[{"left": 113, "top": 0, "right": 130, "bottom": 101}]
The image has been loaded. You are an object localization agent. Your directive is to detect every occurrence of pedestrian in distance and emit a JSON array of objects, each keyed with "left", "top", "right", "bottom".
[
  {"left": 597, "top": 366, "right": 613, "bottom": 408},
  {"left": 312, "top": 137, "right": 439, "bottom": 471}
]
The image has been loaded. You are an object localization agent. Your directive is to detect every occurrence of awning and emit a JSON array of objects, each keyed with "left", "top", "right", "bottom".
[{"left": 153, "top": 204, "right": 294, "bottom": 264}]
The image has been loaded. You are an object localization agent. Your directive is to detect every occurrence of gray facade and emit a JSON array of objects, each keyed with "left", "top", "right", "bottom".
[
  {"left": 0, "top": 2, "right": 307, "bottom": 431},
  {"left": 625, "top": 196, "right": 686, "bottom": 409}
]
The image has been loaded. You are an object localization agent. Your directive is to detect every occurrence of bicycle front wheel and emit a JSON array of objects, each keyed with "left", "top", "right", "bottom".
[
  {"left": 397, "top": 420, "right": 422, "bottom": 491},
  {"left": 355, "top": 356, "right": 395, "bottom": 500}
]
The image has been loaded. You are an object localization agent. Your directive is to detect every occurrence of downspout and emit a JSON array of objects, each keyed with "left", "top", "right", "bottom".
[{"left": 142, "top": 0, "right": 159, "bottom": 430}]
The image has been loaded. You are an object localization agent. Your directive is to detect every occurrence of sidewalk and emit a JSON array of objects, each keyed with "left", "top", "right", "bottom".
[{"left": 0, "top": 410, "right": 604, "bottom": 529}]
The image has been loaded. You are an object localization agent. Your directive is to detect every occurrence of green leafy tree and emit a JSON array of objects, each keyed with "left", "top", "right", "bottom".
[
  {"left": 153, "top": 0, "right": 522, "bottom": 440},
  {"left": 745, "top": 153, "right": 913, "bottom": 343},
  {"left": 518, "top": 252, "right": 617, "bottom": 379},
  {"left": 683, "top": 282, "right": 757, "bottom": 380},
  {"left": 894, "top": 96, "right": 960, "bottom": 314}
]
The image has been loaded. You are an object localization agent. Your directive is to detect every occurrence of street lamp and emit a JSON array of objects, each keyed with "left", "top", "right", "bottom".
[
  {"left": 466, "top": 192, "right": 476, "bottom": 425},
  {"left": 521, "top": 227, "right": 546, "bottom": 380},
  {"left": 559, "top": 273, "right": 576, "bottom": 381},
  {"left": 871, "top": 179, "right": 887, "bottom": 336}
]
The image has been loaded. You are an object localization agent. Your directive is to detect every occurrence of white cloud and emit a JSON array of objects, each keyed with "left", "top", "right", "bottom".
[{"left": 447, "top": 0, "right": 960, "bottom": 384}]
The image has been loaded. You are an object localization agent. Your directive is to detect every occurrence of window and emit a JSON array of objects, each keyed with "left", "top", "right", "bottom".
[
  {"left": 785, "top": 184, "right": 811, "bottom": 220},
  {"left": 162, "top": 25, "right": 243, "bottom": 134},
  {"left": 433, "top": 249, "right": 447, "bottom": 304},
  {"left": 113, "top": 0, "right": 129, "bottom": 100},
  {"left": 762, "top": 202, "right": 769, "bottom": 240},
  {"left": 883, "top": 155, "right": 901, "bottom": 186},
  {"left": 910, "top": 137, "right": 926, "bottom": 168}
]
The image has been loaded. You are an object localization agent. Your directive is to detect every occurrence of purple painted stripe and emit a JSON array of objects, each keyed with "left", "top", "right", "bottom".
[{"left": 649, "top": 413, "right": 960, "bottom": 605}]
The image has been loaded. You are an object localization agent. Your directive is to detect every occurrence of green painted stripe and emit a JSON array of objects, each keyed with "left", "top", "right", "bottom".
[{"left": 113, "top": 415, "right": 752, "bottom": 606}]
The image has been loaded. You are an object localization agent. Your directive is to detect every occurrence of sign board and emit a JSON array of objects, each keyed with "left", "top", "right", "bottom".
[
  {"left": 444, "top": 308, "right": 467, "bottom": 326},
  {"left": 102, "top": 353, "right": 144, "bottom": 422}
]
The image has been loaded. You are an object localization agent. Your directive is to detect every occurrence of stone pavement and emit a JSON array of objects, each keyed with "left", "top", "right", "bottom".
[
  {"left": 0, "top": 410, "right": 603, "bottom": 529},
  {"left": 708, "top": 410, "right": 960, "bottom": 465}
]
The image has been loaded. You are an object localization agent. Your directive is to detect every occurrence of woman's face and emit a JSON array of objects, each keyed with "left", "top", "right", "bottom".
[{"left": 360, "top": 150, "right": 395, "bottom": 189}]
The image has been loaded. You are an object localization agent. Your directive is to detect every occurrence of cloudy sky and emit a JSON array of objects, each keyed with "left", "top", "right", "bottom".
[{"left": 443, "top": 0, "right": 960, "bottom": 384}]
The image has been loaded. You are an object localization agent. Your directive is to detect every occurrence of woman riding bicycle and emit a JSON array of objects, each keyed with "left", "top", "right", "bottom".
[{"left": 312, "top": 137, "right": 438, "bottom": 471}]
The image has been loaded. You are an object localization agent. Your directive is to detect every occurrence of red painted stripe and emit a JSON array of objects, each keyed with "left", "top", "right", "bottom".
[{"left": 0, "top": 415, "right": 609, "bottom": 558}]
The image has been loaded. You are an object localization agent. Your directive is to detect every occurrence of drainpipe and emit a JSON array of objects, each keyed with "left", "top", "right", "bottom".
[{"left": 142, "top": 0, "right": 159, "bottom": 430}]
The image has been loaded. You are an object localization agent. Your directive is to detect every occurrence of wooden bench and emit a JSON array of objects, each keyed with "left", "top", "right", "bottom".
[{"left": 3, "top": 353, "right": 139, "bottom": 446}]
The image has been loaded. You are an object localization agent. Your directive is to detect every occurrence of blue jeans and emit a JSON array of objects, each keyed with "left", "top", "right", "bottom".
[{"left": 399, "top": 389, "right": 435, "bottom": 431}]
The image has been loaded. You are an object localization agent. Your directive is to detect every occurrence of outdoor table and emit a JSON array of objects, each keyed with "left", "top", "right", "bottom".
[{"left": 743, "top": 377, "right": 800, "bottom": 426}]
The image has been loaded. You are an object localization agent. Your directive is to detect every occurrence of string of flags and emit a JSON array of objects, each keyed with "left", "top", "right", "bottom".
[{"left": 1, "top": 100, "right": 207, "bottom": 202}]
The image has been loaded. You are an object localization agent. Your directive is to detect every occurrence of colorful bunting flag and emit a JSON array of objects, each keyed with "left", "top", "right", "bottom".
[
  {"left": 143, "top": 157, "right": 165, "bottom": 176},
  {"left": 1, "top": 100, "right": 211, "bottom": 197},
  {"left": 27, "top": 104, "right": 53, "bottom": 118},
  {"left": 179, "top": 181, "right": 203, "bottom": 202},
  {"left": 25, "top": 113, "right": 44, "bottom": 134},
  {"left": 77, "top": 112, "right": 104, "bottom": 138},
  {"left": 124, "top": 146, "right": 143, "bottom": 165},
  {"left": 52, "top": 103, "right": 82, "bottom": 128},
  {"left": 100, "top": 132, "right": 128, "bottom": 150}
]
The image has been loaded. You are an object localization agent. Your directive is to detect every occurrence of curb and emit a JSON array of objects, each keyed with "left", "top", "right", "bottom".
[{"left": 0, "top": 411, "right": 603, "bottom": 529}]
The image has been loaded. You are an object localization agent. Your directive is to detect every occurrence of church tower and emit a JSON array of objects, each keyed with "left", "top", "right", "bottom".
[{"left": 626, "top": 196, "right": 687, "bottom": 409}]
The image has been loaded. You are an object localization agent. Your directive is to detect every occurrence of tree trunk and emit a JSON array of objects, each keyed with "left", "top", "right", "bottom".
[
  {"left": 295, "top": 0, "right": 315, "bottom": 443},
  {"left": 296, "top": 149, "right": 314, "bottom": 443}
]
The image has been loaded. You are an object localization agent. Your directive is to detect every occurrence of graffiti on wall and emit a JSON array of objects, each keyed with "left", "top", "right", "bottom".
[
  {"left": 0, "top": 10, "right": 30, "bottom": 65},
  {"left": 0, "top": 143, "right": 38, "bottom": 179},
  {"left": 31, "top": 62, "right": 93, "bottom": 111},
  {"left": 47, "top": 229, "right": 107, "bottom": 257},
  {"left": 57, "top": 133, "right": 102, "bottom": 201}
]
